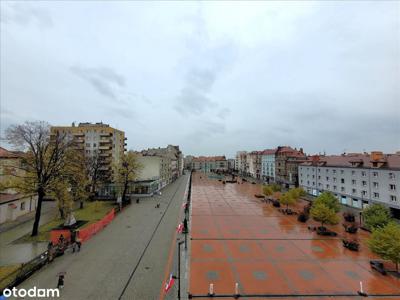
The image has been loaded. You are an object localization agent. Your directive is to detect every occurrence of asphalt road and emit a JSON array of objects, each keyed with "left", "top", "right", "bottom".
[{"left": 14, "top": 174, "right": 190, "bottom": 300}]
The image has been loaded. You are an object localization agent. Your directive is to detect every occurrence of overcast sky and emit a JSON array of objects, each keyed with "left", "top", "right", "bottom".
[{"left": 1, "top": 1, "right": 399, "bottom": 157}]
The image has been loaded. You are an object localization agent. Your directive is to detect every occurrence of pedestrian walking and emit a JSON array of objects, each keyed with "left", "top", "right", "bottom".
[{"left": 57, "top": 272, "right": 66, "bottom": 289}]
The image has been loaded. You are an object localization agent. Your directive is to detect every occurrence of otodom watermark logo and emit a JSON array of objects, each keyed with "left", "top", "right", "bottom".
[{"left": 2, "top": 287, "right": 60, "bottom": 298}]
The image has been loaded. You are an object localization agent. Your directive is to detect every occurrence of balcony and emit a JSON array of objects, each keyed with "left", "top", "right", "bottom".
[
  {"left": 99, "top": 138, "right": 112, "bottom": 144},
  {"left": 73, "top": 132, "right": 84, "bottom": 137},
  {"left": 100, "top": 132, "right": 112, "bottom": 137},
  {"left": 99, "top": 152, "right": 111, "bottom": 157},
  {"left": 99, "top": 145, "right": 112, "bottom": 150},
  {"left": 75, "top": 138, "right": 85, "bottom": 143},
  {"left": 99, "top": 158, "right": 112, "bottom": 165},
  {"left": 99, "top": 165, "right": 111, "bottom": 171}
]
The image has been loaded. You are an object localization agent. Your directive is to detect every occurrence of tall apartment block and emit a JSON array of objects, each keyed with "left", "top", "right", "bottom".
[{"left": 50, "top": 122, "right": 127, "bottom": 182}]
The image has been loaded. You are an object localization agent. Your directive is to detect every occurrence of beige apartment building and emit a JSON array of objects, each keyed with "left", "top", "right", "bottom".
[{"left": 50, "top": 122, "right": 126, "bottom": 182}]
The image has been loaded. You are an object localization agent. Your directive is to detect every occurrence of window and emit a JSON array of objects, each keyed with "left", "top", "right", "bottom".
[
  {"left": 341, "top": 187, "right": 345, "bottom": 192},
  {"left": 362, "top": 181, "right": 367, "bottom": 186},
  {"left": 373, "top": 172, "right": 378, "bottom": 177},
  {"left": 326, "top": 184, "right": 330, "bottom": 189},
  {"left": 318, "top": 169, "right": 321, "bottom": 173},
  {"left": 389, "top": 184, "right": 396, "bottom": 191},
  {"left": 362, "top": 190, "right": 367, "bottom": 196},
  {"left": 307, "top": 181, "right": 310, "bottom": 185},
  {"left": 333, "top": 177, "right": 337, "bottom": 182},
  {"left": 326, "top": 169, "right": 329, "bottom": 172},
  {"left": 333, "top": 170, "right": 337, "bottom": 174},
  {"left": 333, "top": 185, "right": 337, "bottom": 190},
  {"left": 390, "top": 195, "right": 397, "bottom": 202},
  {"left": 389, "top": 173, "right": 395, "bottom": 180},
  {"left": 352, "top": 179, "right": 356, "bottom": 185},
  {"left": 307, "top": 174, "right": 309, "bottom": 178},
  {"left": 352, "top": 188, "right": 356, "bottom": 194},
  {"left": 312, "top": 182, "right": 315, "bottom": 186},
  {"left": 20, "top": 202, "right": 25, "bottom": 210},
  {"left": 318, "top": 183, "right": 322, "bottom": 187},
  {"left": 326, "top": 177, "right": 329, "bottom": 181},
  {"left": 373, "top": 182, "right": 378, "bottom": 189},
  {"left": 86, "top": 143, "right": 90, "bottom": 147},
  {"left": 312, "top": 175, "right": 315, "bottom": 179},
  {"left": 93, "top": 143, "right": 97, "bottom": 147},
  {"left": 300, "top": 180, "right": 303, "bottom": 184},
  {"left": 340, "top": 170, "right": 344, "bottom": 174},
  {"left": 352, "top": 170, "right": 356, "bottom": 176},
  {"left": 373, "top": 192, "right": 379, "bottom": 198},
  {"left": 362, "top": 171, "right": 366, "bottom": 177},
  {"left": 341, "top": 178, "right": 345, "bottom": 184},
  {"left": 318, "top": 176, "right": 321, "bottom": 180}
]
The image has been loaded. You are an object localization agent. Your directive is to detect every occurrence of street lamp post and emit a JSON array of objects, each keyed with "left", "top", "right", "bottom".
[{"left": 177, "top": 240, "right": 184, "bottom": 300}]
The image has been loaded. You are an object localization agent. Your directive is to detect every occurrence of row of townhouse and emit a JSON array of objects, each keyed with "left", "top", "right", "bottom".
[
  {"left": 235, "top": 146, "right": 306, "bottom": 187},
  {"left": 190, "top": 156, "right": 228, "bottom": 173},
  {"left": 298, "top": 152, "right": 400, "bottom": 217},
  {"left": 136, "top": 145, "right": 184, "bottom": 193}
]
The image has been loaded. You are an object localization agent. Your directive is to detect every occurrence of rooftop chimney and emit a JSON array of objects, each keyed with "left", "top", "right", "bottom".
[{"left": 370, "top": 151, "right": 383, "bottom": 161}]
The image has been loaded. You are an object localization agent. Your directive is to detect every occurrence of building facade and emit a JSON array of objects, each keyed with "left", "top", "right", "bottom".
[
  {"left": 191, "top": 156, "right": 228, "bottom": 173},
  {"left": 248, "top": 151, "right": 262, "bottom": 179},
  {"left": 235, "top": 151, "right": 248, "bottom": 174},
  {"left": 51, "top": 122, "right": 126, "bottom": 182},
  {"left": 275, "top": 146, "right": 306, "bottom": 187},
  {"left": 299, "top": 152, "right": 400, "bottom": 217},
  {"left": 0, "top": 147, "right": 38, "bottom": 224},
  {"left": 261, "top": 149, "right": 277, "bottom": 183},
  {"left": 227, "top": 159, "right": 236, "bottom": 171},
  {"left": 140, "top": 145, "right": 184, "bottom": 181}
]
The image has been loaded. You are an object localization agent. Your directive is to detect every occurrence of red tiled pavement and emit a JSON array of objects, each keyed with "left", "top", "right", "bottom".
[{"left": 188, "top": 173, "right": 400, "bottom": 298}]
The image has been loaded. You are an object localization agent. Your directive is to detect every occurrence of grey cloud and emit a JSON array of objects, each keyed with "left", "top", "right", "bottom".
[
  {"left": 186, "top": 69, "right": 216, "bottom": 92},
  {"left": 70, "top": 66, "right": 125, "bottom": 100},
  {"left": 107, "top": 106, "right": 135, "bottom": 120},
  {"left": 0, "top": 3, "right": 53, "bottom": 28},
  {"left": 186, "top": 119, "right": 226, "bottom": 141},
  {"left": 217, "top": 108, "right": 231, "bottom": 120},
  {"left": 174, "top": 87, "right": 216, "bottom": 115},
  {"left": 174, "top": 10, "right": 238, "bottom": 116}
]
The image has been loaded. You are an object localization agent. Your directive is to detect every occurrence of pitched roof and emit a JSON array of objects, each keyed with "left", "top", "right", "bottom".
[
  {"left": 300, "top": 153, "right": 400, "bottom": 169},
  {"left": 0, "top": 147, "right": 22, "bottom": 159},
  {"left": 261, "top": 149, "right": 277, "bottom": 155}
]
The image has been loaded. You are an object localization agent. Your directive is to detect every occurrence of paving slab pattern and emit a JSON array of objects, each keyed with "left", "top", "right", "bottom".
[
  {"left": 13, "top": 174, "right": 189, "bottom": 300},
  {"left": 189, "top": 173, "right": 400, "bottom": 299}
]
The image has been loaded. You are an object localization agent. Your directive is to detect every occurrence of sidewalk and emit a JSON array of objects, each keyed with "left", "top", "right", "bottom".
[
  {"left": 0, "top": 201, "right": 57, "bottom": 246},
  {"left": 0, "top": 202, "right": 58, "bottom": 266}
]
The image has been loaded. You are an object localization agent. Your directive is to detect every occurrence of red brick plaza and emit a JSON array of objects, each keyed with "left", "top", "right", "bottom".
[{"left": 188, "top": 173, "right": 400, "bottom": 299}]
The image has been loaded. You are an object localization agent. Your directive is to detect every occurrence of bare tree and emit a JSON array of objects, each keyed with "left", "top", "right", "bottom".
[
  {"left": 5, "top": 121, "right": 74, "bottom": 236},
  {"left": 85, "top": 152, "right": 104, "bottom": 199},
  {"left": 115, "top": 151, "right": 142, "bottom": 204}
]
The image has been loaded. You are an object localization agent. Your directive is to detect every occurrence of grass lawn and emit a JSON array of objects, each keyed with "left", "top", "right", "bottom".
[
  {"left": 0, "top": 264, "right": 22, "bottom": 290},
  {"left": 17, "top": 201, "right": 115, "bottom": 243}
]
